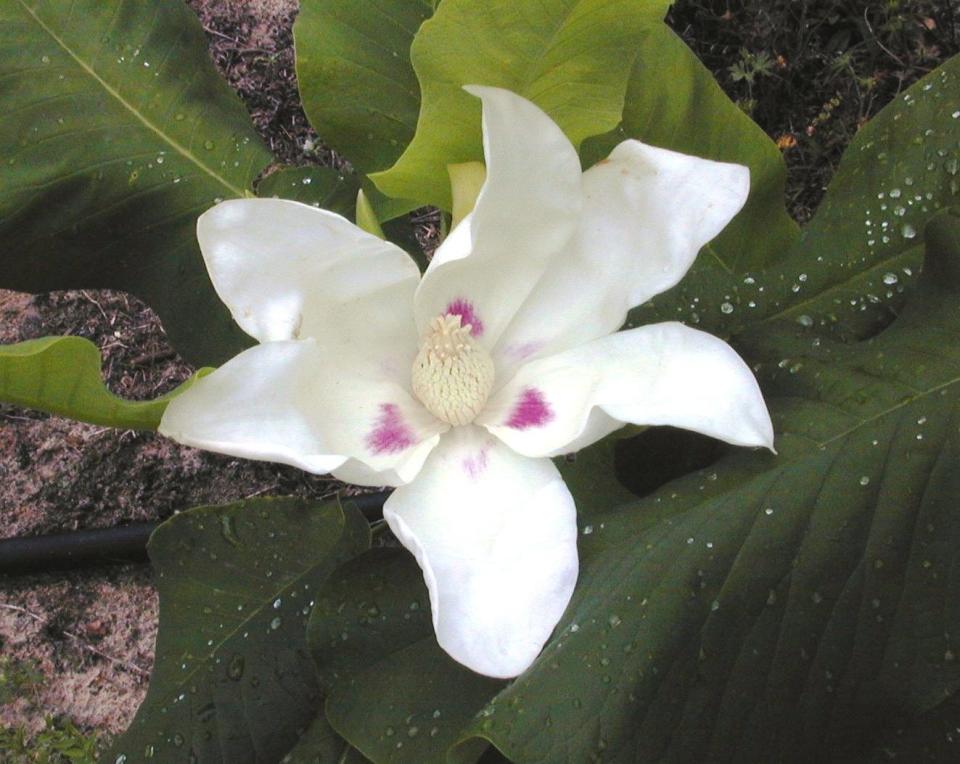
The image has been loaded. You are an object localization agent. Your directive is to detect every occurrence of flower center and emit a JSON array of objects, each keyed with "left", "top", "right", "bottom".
[{"left": 411, "top": 314, "right": 495, "bottom": 426}]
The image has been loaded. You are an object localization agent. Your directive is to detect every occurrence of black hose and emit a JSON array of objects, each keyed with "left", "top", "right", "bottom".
[{"left": 0, "top": 491, "right": 388, "bottom": 576}]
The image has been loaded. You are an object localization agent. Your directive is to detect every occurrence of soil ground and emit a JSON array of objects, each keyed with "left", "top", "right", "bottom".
[{"left": 1, "top": 0, "right": 957, "bottom": 756}]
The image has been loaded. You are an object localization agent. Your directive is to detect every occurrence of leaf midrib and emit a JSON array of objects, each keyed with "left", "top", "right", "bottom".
[{"left": 16, "top": 0, "right": 246, "bottom": 198}]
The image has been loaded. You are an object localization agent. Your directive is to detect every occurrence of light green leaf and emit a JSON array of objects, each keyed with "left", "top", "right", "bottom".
[
  {"left": 308, "top": 549, "right": 501, "bottom": 764},
  {"left": 0, "top": 336, "right": 203, "bottom": 429},
  {"left": 108, "top": 497, "right": 369, "bottom": 764},
  {"left": 371, "top": 0, "right": 670, "bottom": 210},
  {"left": 634, "top": 54, "right": 960, "bottom": 341},
  {"left": 294, "top": 0, "right": 434, "bottom": 175},
  {"left": 0, "top": 0, "right": 271, "bottom": 366},
  {"left": 582, "top": 24, "right": 799, "bottom": 273},
  {"left": 355, "top": 188, "right": 386, "bottom": 239}
]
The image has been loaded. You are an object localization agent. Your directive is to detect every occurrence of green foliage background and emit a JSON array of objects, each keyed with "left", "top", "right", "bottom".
[{"left": 1, "top": 0, "right": 959, "bottom": 761}]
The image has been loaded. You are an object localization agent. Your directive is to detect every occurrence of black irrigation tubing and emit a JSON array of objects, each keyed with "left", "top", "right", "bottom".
[{"left": 0, "top": 491, "right": 389, "bottom": 576}]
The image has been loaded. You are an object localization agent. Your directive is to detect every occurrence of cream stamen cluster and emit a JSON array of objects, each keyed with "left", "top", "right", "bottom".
[{"left": 412, "top": 315, "right": 495, "bottom": 426}]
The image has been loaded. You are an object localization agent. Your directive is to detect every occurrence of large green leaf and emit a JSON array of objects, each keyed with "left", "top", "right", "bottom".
[
  {"left": 634, "top": 54, "right": 960, "bottom": 341},
  {"left": 308, "top": 549, "right": 502, "bottom": 764},
  {"left": 452, "top": 211, "right": 960, "bottom": 761},
  {"left": 0, "top": 336, "right": 203, "bottom": 429},
  {"left": 108, "top": 498, "right": 369, "bottom": 764},
  {"left": 256, "top": 165, "right": 360, "bottom": 217},
  {"left": 582, "top": 24, "right": 799, "bottom": 273},
  {"left": 0, "top": 0, "right": 271, "bottom": 366},
  {"left": 294, "top": 0, "right": 434, "bottom": 175},
  {"left": 313, "top": 210, "right": 960, "bottom": 763},
  {"left": 370, "top": 0, "right": 671, "bottom": 210}
]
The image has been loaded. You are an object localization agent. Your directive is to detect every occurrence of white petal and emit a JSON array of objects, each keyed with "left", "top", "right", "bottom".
[
  {"left": 198, "top": 198, "right": 420, "bottom": 344},
  {"left": 331, "top": 458, "right": 407, "bottom": 489},
  {"left": 159, "top": 339, "right": 446, "bottom": 481},
  {"left": 493, "top": 141, "right": 749, "bottom": 378},
  {"left": 414, "top": 87, "right": 582, "bottom": 347},
  {"left": 480, "top": 322, "right": 774, "bottom": 457},
  {"left": 384, "top": 426, "right": 578, "bottom": 678}
]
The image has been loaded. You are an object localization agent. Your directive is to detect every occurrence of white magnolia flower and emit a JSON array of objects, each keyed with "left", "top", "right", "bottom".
[{"left": 159, "top": 86, "right": 774, "bottom": 679}]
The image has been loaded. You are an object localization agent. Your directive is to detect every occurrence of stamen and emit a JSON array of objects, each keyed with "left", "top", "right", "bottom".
[{"left": 411, "top": 314, "right": 495, "bottom": 426}]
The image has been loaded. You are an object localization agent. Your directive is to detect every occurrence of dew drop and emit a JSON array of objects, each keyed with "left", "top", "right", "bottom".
[
  {"left": 882, "top": 272, "right": 899, "bottom": 285},
  {"left": 859, "top": 476, "right": 870, "bottom": 486},
  {"left": 220, "top": 515, "right": 242, "bottom": 547},
  {"left": 270, "top": 617, "right": 282, "bottom": 630},
  {"left": 720, "top": 301, "right": 734, "bottom": 314},
  {"left": 902, "top": 223, "right": 917, "bottom": 239},
  {"left": 203, "top": 140, "right": 215, "bottom": 150},
  {"left": 227, "top": 655, "right": 245, "bottom": 681}
]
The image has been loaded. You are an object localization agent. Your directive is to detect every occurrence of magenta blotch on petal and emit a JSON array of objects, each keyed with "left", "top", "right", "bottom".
[
  {"left": 506, "top": 387, "right": 553, "bottom": 430},
  {"left": 445, "top": 299, "right": 484, "bottom": 337},
  {"left": 462, "top": 447, "right": 490, "bottom": 479},
  {"left": 366, "top": 403, "right": 416, "bottom": 454}
]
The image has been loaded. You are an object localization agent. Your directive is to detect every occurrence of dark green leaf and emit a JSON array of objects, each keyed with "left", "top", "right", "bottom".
[
  {"left": 279, "top": 713, "right": 361, "bottom": 764},
  {"left": 298, "top": 205, "right": 960, "bottom": 761},
  {"left": 0, "top": 336, "right": 203, "bottom": 429},
  {"left": 108, "top": 498, "right": 369, "bottom": 764},
  {"left": 371, "top": 0, "right": 671, "bottom": 210},
  {"left": 634, "top": 55, "right": 960, "bottom": 341},
  {"left": 0, "top": 0, "right": 271, "bottom": 366},
  {"left": 308, "top": 549, "right": 501, "bottom": 764},
  {"left": 450, "top": 210, "right": 960, "bottom": 761},
  {"left": 256, "top": 166, "right": 360, "bottom": 217}
]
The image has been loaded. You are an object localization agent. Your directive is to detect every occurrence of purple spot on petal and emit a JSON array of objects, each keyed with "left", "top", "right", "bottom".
[
  {"left": 446, "top": 299, "right": 483, "bottom": 337},
  {"left": 506, "top": 387, "right": 553, "bottom": 430},
  {"left": 504, "top": 340, "right": 544, "bottom": 362},
  {"left": 366, "top": 403, "right": 416, "bottom": 454},
  {"left": 462, "top": 447, "right": 489, "bottom": 479}
]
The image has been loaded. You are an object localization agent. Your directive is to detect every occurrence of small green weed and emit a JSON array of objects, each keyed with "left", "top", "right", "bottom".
[
  {"left": 0, "top": 656, "right": 43, "bottom": 706},
  {"left": 0, "top": 655, "right": 104, "bottom": 763},
  {"left": 0, "top": 716, "right": 102, "bottom": 764}
]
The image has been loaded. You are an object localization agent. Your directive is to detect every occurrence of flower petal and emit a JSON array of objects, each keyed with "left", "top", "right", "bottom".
[
  {"left": 480, "top": 322, "right": 774, "bottom": 457},
  {"left": 159, "top": 339, "right": 446, "bottom": 481},
  {"left": 384, "top": 426, "right": 578, "bottom": 678},
  {"left": 414, "top": 86, "right": 582, "bottom": 347},
  {"left": 493, "top": 141, "right": 749, "bottom": 378},
  {"left": 198, "top": 198, "right": 420, "bottom": 344}
]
